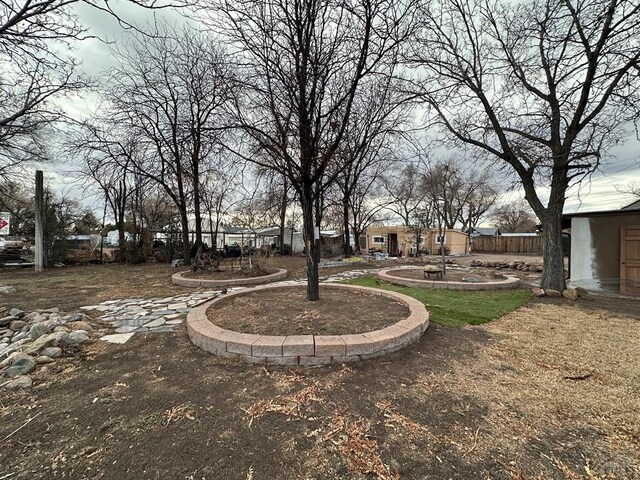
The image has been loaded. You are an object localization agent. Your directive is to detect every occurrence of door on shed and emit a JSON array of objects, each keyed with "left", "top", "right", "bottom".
[{"left": 620, "top": 225, "right": 640, "bottom": 296}]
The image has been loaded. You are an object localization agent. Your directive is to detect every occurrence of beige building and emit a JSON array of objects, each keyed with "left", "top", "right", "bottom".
[{"left": 365, "top": 225, "right": 469, "bottom": 256}]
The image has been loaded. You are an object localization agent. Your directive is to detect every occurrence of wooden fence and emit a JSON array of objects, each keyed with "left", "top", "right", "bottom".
[{"left": 471, "top": 236, "right": 543, "bottom": 254}]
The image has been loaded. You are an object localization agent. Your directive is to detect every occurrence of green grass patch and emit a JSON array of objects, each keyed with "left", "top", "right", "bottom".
[{"left": 343, "top": 276, "right": 532, "bottom": 328}]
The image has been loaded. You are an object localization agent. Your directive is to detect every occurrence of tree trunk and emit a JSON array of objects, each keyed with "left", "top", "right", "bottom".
[
  {"left": 539, "top": 206, "right": 566, "bottom": 291},
  {"left": 302, "top": 189, "right": 320, "bottom": 301},
  {"left": 279, "top": 177, "right": 288, "bottom": 255},
  {"left": 353, "top": 229, "right": 362, "bottom": 254},
  {"left": 180, "top": 207, "right": 191, "bottom": 265},
  {"left": 343, "top": 196, "right": 351, "bottom": 258},
  {"left": 192, "top": 169, "right": 203, "bottom": 251}
]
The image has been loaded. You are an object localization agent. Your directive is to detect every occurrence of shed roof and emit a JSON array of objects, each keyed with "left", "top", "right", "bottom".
[{"left": 471, "top": 227, "right": 501, "bottom": 236}]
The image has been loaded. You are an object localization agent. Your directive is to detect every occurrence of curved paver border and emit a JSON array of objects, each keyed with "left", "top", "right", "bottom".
[
  {"left": 172, "top": 268, "right": 288, "bottom": 288},
  {"left": 187, "top": 283, "right": 429, "bottom": 365},
  {"left": 378, "top": 267, "right": 521, "bottom": 290}
]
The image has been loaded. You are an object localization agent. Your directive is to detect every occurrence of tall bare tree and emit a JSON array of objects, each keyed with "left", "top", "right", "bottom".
[
  {"left": 381, "top": 161, "right": 430, "bottom": 226},
  {"left": 407, "top": 0, "right": 640, "bottom": 290},
  {"left": 491, "top": 199, "right": 539, "bottom": 232},
  {"left": 425, "top": 158, "right": 498, "bottom": 229},
  {"left": 71, "top": 122, "right": 146, "bottom": 255},
  {"left": 335, "top": 76, "right": 409, "bottom": 256},
  {"left": 107, "top": 24, "right": 234, "bottom": 264},
  {"left": 0, "top": 0, "right": 191, "bottom": 182},
  {"left": 214, "top": 0, "right": 416, "bottom": 300}
]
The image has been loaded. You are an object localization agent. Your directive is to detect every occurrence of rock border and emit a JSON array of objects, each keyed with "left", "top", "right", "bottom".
[
  {"left": 172, "top": 268, "right": 288, "bottom": 288},
  {"left": 378, "top": 267, "right": 521, "bottom": 290},
  {"left": 187, "top": 283, "right": 429, "bottom": 365}
]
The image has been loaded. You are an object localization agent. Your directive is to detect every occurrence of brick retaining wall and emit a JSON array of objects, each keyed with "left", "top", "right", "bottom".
[{"left": 187, "top": 283, "right": 429, "bottom": 365}]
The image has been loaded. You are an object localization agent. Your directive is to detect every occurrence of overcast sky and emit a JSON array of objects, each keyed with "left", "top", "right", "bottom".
[{"left": 43, "top": 2, "right": 640, "bottom": 218}]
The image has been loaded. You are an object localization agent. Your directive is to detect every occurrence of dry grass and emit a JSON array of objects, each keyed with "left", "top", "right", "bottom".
[{"left": 404, "top": 301, "right": 640, "bottom": 478}]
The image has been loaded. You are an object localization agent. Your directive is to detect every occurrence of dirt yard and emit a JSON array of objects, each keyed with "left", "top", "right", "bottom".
[
  {"left": 1, "top": 253, "right": 639, "bottom": 479},
  {"left": 209, "top": 287, "right": 409, "bottom": 335}
]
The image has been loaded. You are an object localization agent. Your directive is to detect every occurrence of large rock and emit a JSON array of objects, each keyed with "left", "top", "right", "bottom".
[
  {"left": 40, "top": 346, "right": 62, "bottom": 358},
  {"left": 532, "top": 288, "right": 545, "bottom": 297},
  {"left": 2, "top": 356, "right": 37, "bottom": 378},
  {"left": 1, "top": 338, "right": 33, "bottom": 357},
  {"left": 29, "top": 322, "right": 50, "bottom": 341},
  {"left": 9, "top": 308, "right": 25, "bottom": 319},
  {"left": 23, "top": 332, "right": 65, "bottom": 355},
  {"left": 11, "top": 331, "right": 30, "bottom": 343},
  {"left": 546, "top": 289, "right": 562, "bottom": 297},
  {"left": 66, "top": 330, "right": 90, "bottom": 345},
  {"left": 68, "top": 313, "right": 92, "bottom": 323},
  {"left": 9, "top": 320, "right": 27, "bottom": 331},
  {"left": 0, "top": 351, "right": 27, "bottom": 369},
  {"left": 0, "top": 286, "right": 16, "bottom": 294},
  {"left": 562, "top": 288, "right": 579, "bottom": 300},
  {"left": 68, "top": 321, "right": 93, "bottom": 332},
  {"left": 576, "top": 287, "right": 593, "bottom": 300},
  {"left": 35, "top": 355, "right": 55, "bottom": 364},
  {"left": 0, "top": 316, "right": 16, "bottom": 327},
  {"left": 2, "top": 375, "right": 33, "bottom": 390}
]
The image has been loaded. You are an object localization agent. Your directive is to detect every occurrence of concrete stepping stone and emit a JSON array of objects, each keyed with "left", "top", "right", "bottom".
[
  {"left": 143, "top": 318, "right": 166, "bottom": 328},
  {"left": 115, "top": 326, "right": 137, "bottom": 333},
  {"left": 100, "top": 333, "right": 135, "bottom": 344}
]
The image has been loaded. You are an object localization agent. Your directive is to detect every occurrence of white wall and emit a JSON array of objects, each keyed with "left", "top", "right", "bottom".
[{"left": 569, "top": 217, "right": 595, "bottom": 285}]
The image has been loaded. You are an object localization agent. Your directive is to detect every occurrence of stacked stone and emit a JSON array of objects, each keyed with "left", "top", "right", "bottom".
[
  {"left": 470, "top": 259, "right": 544, "bottom": 272},
  {"left": 0, "top": 306, "right": 104, "bottom": 391},
  {"left": 531, "top": 287, "right": 592, "bottom": 300}
]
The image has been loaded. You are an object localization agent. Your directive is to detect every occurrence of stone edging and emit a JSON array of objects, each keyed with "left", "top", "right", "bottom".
[
  {"left": 172, "top": 268, "right": 288, "bottom": 288},
  {"left": 187, "top": 283, "right": 429, "bottom": 365},
  {"left": 378, "top": 267, "right": 521, "bottom": 290}
]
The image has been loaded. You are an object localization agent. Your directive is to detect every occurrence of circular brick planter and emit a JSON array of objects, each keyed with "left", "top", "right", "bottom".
[
  {"left": 172, "top": 268, "right": 288, "bottom": 288},
  {"left": 378, "top": 267, "right": 521, "bottom": 290},
  {"left": 187, "top": 283, "right": 429, "bottom": 365}
]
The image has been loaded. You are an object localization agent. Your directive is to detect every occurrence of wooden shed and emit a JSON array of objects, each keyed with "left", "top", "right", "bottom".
[{"left": 563, "top": 201, "right": 640, "bottom": 296}]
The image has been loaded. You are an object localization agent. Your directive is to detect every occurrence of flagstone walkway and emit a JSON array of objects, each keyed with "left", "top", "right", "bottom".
[{"left": 80, "top": 269, "right": 381, "bottom": 343}]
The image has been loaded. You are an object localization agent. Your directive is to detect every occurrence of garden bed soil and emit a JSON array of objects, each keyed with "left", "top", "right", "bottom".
[
  {"left": 387, "top": 268, "right": 505, "bottom": 283},
  {"left": 207, "top": 287, "right": 410, "bottom": 336},
  {"left": 183, "top": 264, "right": 277, "bottom": 279}
]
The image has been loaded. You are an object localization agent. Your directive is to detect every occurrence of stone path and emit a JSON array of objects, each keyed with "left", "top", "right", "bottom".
[{"left": 80, "top": 269, "right": 380, "bottom": 344}]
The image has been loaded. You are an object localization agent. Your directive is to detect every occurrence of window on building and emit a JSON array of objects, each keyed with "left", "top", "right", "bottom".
[{"left": 372, "top": 236, "right": 385, "bottom": 244}]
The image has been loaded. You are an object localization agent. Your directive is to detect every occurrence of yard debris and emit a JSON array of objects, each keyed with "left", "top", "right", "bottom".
[
  {"left": 162, "top": 404, "right": 196, "bottom": 425},
  {"left": 564, "top": 373, "right": 592, "bottom": 381},
  {"left": 322, "top": 412, "right": 398, "bottom": 480},
  {"left": 375, "top": 401, "right": 426, "bottom": 439},
  {"left": 243, "top": 383, "right": 323, "bottom": 426}
]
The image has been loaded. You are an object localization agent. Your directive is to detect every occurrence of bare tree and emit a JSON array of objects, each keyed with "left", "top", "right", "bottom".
[
  {"left": 491, "top": 199, "right": 539, "bottom": 232},
  {"left": 200, "top": 159, "right": 242, "bottom": 251},
  {"left": 214, "top": 0, "right": 416, "bottom": 300},
  {"left": 347, "top": 174, "right": 393, "bottom": 254},
  {"left": 381, "top": 161, "right": 430, "bottom": 226},
  {"left": 425, "top": 158, "right": 498, "bottom": 229},
  {"left": 107, "top": 24, "right": 234, "bottom": 264},
  {"left": 0, "top": 0, "right": 191, "bottom": 182},
  {"left": 335, "top": 76, "right": 410, "bottom": 257},
  {"left": 407, "top": 0, "right": 640, "bottom": 290},
  {"left": 71, "top": 122, "right": 146, "bottom": 256}
]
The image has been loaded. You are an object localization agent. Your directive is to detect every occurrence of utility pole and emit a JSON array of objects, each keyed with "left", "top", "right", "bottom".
[{"left": 34, "top": 170, "right": 44, "bottom": 272}]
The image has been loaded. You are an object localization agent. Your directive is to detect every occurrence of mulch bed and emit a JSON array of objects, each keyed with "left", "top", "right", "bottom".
[
  {"left": 184, "top": 264, "right": 277, "bottom": 279},
  {"left": 207, "top": 287, "right": 410, "bottom": 336},
  {"left": 387, "top": 268, "right": 505, "bottom": 282}
]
